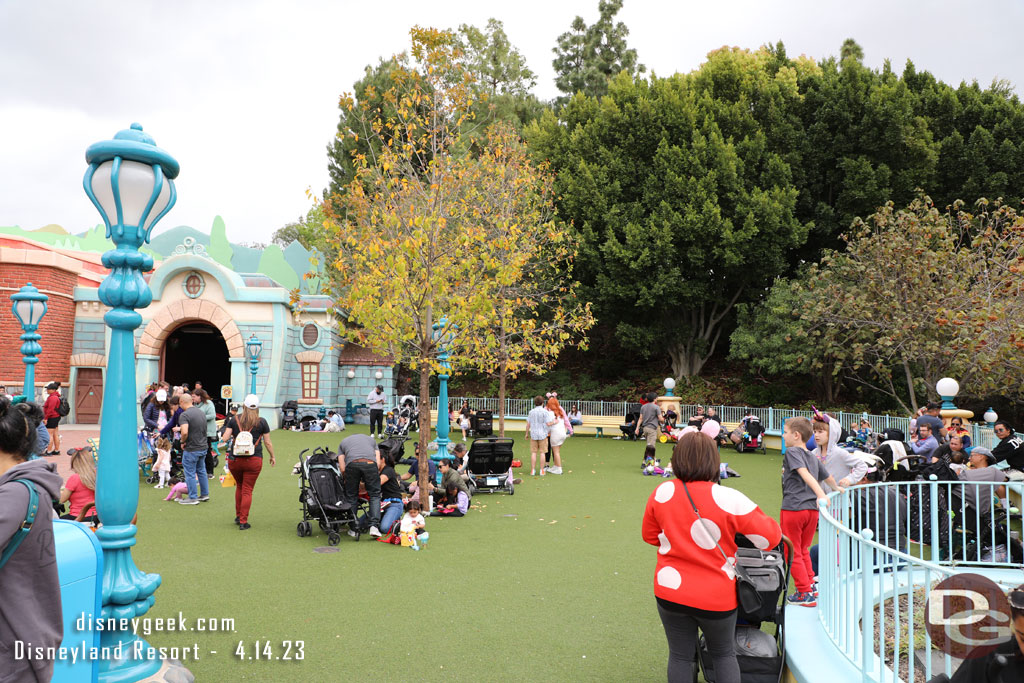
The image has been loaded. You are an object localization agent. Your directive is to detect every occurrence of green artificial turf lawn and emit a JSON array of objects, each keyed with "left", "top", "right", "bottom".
[{"left": 133, "top": 426, "right": 785, "bottom": 681}]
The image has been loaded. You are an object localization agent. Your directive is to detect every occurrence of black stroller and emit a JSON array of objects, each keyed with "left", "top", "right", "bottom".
[
  {"left": 472, "top": 410, "right": 494, "bottom": 437},
  {"left": 281, "top": 400, "right": 300, "bottom": 430},
  {"left": 620, "top": 411, "right": 641, "bottom": 440},
  {"left": 377, "top": 437, "right": 407, "bottom": 463},
  {"left": 296, "top": 447, "right": 362, "bottom": 545},
  {"left": 698, "top": 536, "right": 793, "bottom": 683},
  {"left": 465, "top": 437, "right": 515, "bottom": 495},
  {"left": 735, "top": 416, "right": 766, "bottom": 454}
]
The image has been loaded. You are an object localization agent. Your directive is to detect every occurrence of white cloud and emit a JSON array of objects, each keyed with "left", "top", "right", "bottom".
[{"left": 0, "top": 0, "right": 1020, "bottom": 244}]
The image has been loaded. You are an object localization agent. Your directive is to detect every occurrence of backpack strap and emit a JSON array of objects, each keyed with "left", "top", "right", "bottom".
[{"left": 0, "top": 479, "right": 40, "bottom": 570}]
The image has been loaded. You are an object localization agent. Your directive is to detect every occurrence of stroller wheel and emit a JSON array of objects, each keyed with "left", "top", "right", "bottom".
[
  {"left": 327, "top": 531, "right": 341, "bottom": 546},
  {"left": 736, "top": 442, "right": 745, "bottom": 453}
]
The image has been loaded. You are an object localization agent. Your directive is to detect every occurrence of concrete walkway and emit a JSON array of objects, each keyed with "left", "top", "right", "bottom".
[{"left": 42, "top": 424, "right": 101, "bottom": 479}]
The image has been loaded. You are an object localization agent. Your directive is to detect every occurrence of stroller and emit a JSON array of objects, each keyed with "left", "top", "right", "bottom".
[
  {"left": 281, "top": 400, "right": 300, "bottom": 430},
  {"left": 140, "top": 429, "right": 184, "bottom": 485},
  {"left": 698, "top": 536, "right": 793, "bottom": 683},
  {"left": 465, "top": 437, "right": 515, "bottom": 495},
  {"left": 296, "top": 447, "right": 362, "bottom": 545},
  {"left": 620, "top": 411, "right": 641, "bottom": 440},
  {"left": 383, "top": 412, "right": 411, "bottom": 438},
  {"left": 735, "top": 416, "right": 766, "bottom": 454},
  {"left": 377, "top": 437, "right": 407, "bottom": 463},
  {"left": 398, "top": 396, "right": 419, "bottom": 433},
  {"left": 472, "top": 410, "right": 494, "bottom": 437}
]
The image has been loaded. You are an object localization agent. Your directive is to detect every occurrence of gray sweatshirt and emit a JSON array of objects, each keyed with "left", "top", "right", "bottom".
[
  {"left": 0, "top": 459, "right": 64, "bottom": 682},
  {"left": 819, "top": 415, "right": 869, "bottom": 492}
]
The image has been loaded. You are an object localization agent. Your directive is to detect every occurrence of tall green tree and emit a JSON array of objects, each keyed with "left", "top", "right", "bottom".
[
  {"left": 551, "top": 0, "right": 645, "bottom": 104},
  {"left": 530, "top": 47, "right": 810, "bottom": 379}
]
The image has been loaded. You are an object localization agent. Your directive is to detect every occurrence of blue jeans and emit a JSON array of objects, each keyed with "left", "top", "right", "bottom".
[
  {"left": 380, "top": 499, "right": 403, "bottom": 534},
  {"left": 183, "top": 450, "right": 209, "bottom": 500}
]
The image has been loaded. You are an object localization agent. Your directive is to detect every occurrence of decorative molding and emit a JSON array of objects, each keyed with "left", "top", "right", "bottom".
[
  {"left": 296, "top": 398, "right": 324, "bottom": 405},
  {"left": 295, "top": 350, "right": 324, "bottom": 364},
  {"left": 138, "top": 299, "right": 245, "bottom": 358},
  {"left": 171, "top": 236, "right": 209, "bottom": 258},
  {"left": 70, "top": 353, "right": 107, "bottom": 368}
]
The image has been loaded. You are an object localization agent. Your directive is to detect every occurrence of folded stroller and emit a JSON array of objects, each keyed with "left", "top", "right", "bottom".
[
  {"left": 466, "top": 437, "right": 515, "bottom": 495},
  {"left": 699, "top": 536, "right": 792, "bottom": 683},
  {"left": 296, "top": 447, "right": 362, "bottom": 545}
]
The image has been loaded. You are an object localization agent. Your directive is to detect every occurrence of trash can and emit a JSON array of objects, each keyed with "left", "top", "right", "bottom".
[{"left": 52, "top": 520, "right": 103, "bottom": 683}]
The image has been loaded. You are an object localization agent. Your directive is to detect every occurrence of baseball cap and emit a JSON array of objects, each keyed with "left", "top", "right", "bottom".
[
  {"left": 971, "top": 446, "right": 995, "bottom": 464},
  {"left": 243, "top": 394, "right": 259, "bottom": 409}
]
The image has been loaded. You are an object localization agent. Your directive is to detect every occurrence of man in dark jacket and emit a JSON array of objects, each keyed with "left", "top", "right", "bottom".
[
  {"left": 949, "top": 588, "right": 1024, "bottom": 682},
  {"left": 0, "top": 398, "right": 64, "bottom": 682}
]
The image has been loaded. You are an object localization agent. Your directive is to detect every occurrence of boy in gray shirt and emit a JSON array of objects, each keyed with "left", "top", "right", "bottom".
[{"left": 781, "top": 416, "right": 843, "bottom": 607}]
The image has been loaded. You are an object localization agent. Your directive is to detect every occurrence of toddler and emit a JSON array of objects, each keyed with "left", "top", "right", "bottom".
[
  {"left": 400, "top": 501, "right": 428, "bottom": 550},
  {"left": 153, "top": 437, "right": 172, "bottom": 488}
]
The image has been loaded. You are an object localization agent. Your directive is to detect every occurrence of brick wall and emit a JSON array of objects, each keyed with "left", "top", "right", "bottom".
[{"left": 0, "top": 263, "right": 77, "bottom": 391}]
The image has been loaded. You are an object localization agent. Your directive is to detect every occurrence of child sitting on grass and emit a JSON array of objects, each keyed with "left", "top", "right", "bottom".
[
  {"left": 400, "top": 501, "right": 427, "bottom": 549},
  {"left": 153, "top": 437, "right": 172, "bottom": 489},
  {"left": 781, "top": 416, "right": 843, "bottom": 607},
  {"left": 431, "top": 483, "right": 469, "bottom": 517}
]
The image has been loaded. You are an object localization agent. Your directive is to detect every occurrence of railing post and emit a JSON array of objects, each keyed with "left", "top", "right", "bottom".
[
  {"left": 929, "top": 474, "right": 940, "bottom": 562},
  {"left": 768, "top": 406, "right": 774, "bottom": 432},
  {"left": 859, "top": 528, "right": 875, "bottom": 683}
]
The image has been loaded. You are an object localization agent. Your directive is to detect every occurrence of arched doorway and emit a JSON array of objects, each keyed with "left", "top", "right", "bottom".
[{"left": 162, "top": 323, "right": 231, "bottom": 410}]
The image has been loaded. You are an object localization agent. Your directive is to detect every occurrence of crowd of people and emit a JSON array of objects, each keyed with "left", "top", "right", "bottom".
[{"left": 641, "top": 398, "right": 1024, "bottom": 681}]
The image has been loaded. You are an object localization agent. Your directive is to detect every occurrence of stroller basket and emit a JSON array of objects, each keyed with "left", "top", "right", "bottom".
[{"left": 734, "top": 547, "right": 786, "bottom": 623}]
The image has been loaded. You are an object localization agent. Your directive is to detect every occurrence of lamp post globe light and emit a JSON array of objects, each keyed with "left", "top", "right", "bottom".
[
  {"left": 246, "top": 334, "right": 263, "bottom": 395},
  {"left": 984, "top": 408, "right": 998, "bottom": 428},
  {"left": 935, "top": 377, "right": 960, "bottom": 410},
  {"left": 663, "top": 377, "right": 676, "bottom": 397},
  {"left": 10, "top": 283, "right": 48, "bottom": 400},
  {"left": 82, "top": 123, "right": 178, "bottom": 681}
]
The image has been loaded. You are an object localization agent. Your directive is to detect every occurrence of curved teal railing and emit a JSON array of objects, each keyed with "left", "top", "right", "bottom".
[{"left": 815, "top": 477, "right": 1023, "bottom": 682}]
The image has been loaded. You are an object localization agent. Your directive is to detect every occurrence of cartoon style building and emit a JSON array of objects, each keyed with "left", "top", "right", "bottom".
[{"left": 0, "top": 224, "right": 394, "bottom": 426}]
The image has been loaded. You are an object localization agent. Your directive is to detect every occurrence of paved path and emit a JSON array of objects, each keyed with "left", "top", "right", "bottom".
[{"left": 42, "top": 424, "right": 100, "bottom": 479}]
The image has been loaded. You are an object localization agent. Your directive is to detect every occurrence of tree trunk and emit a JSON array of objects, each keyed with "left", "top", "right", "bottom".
[
  {"left": 669, "top": 342, "right": 708, "bottom": 379},
  {"left": 498, "top": 362, "right": 507, "bottom": 437},
  {"left": 901, "top": 359, "right": 919, "bottom": 414},
  {"left": 417, "top": 364, "right": 431, "bottom": 508}
]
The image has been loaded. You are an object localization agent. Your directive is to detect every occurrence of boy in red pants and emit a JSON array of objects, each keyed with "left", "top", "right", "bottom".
[{"left": 781, "top": 416, "right": 843, "bottom": 606}]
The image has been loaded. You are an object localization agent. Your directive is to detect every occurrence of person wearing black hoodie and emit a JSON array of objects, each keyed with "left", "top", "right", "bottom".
[
  {"left": 0, "top": 396, "right": 64, "bottom": 682},
  {"left": 991, "top": 420, "right": 1024, "bottom": 473}
]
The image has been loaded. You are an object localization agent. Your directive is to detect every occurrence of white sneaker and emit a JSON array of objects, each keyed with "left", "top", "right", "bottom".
[
  {"left": 177, "top": 499, "right": 199, "bottom": 505},
  {"left": 549, "top": 467, "right": 563, "bottom": 475},
  {"left": 369, "top": 526, "right": 382, "bottom": 538}
]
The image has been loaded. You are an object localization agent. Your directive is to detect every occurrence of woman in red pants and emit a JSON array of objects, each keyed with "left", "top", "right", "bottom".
[{"left": 220, "top": 394, "right": 275, "bottom": 530}]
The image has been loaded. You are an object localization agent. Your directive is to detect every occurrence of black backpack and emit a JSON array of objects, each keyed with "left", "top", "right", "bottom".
[{"left": 57, "top": 395, "right": 71, "bottom": 417}]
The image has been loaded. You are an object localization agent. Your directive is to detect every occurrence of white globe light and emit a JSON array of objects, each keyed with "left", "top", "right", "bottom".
[
  {"left": 664, "top": 377, "right": 676, "bottom": 391},
  {"left": 346, "top": 369, "right": 355, "bottom": 380},
  {"left": 983, "top": 408, "right": 998, "bottom": 424},
  {"left": 375, "top": 370, "right": 383, "bottom": 380},
  {"left": 935, "top": 377, "right": 959, "bottom": 397}
]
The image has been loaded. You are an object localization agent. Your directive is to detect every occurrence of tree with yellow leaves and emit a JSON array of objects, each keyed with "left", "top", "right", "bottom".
[{"left": 323, "top": 28, "right": 590, "bottom": 493}]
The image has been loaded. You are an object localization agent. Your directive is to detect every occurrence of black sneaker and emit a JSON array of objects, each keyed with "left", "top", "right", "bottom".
[
  {"left": 234, "top": 516, "right": 240, "bottom": 525},
  {"left": 238, "top": 523, "right": 251, "bottom": 530}
]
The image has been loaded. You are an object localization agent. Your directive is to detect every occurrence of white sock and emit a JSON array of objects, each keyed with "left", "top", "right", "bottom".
[{"left": 1001, "top": 498, "right": 1010, "bottom": 510}]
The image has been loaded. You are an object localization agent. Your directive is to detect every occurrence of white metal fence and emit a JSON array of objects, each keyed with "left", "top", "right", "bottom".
[{"left": 410, "top": 396, "right": 1000, "bottom": 448}]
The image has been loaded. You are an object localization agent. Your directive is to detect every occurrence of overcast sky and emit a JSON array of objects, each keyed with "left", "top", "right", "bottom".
[{"left": 1, "top": 0, "right": 1021, "bottom": 246}]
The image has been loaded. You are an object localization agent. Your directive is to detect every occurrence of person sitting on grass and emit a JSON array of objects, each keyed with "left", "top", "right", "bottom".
[
  {"left": 378, "top": 451, "right": 405, "bottom": 534},
  {"left": 400, "top": 501, "right": 427, "bottom": 549},
  {"left": 431, "top": 483, "right": 469, "bottom": 517}
]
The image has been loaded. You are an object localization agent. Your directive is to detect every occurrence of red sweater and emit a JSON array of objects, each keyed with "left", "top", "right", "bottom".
[
  {"left": 642, "top": 479, "right": 782, "bottom": 612},
  {"left": 43, "top": 393, "right": 60, "bottom": 420}
]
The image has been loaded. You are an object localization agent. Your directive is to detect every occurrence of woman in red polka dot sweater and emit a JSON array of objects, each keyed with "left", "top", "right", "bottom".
[{"left": 642, "top": 432, "right": 782, "bottom": 682}]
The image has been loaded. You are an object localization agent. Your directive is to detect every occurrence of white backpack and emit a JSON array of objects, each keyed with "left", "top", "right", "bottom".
[{"left": 233, "top": 430, "right": 256, "bottom": 456}]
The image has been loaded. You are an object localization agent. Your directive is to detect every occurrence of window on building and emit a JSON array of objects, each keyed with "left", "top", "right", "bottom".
[
  {"left": 301, "top": 362, "right": 319, "bottom": 400},
  {"left": 302, "top": 323, "right": 320, "bottom": 347}
]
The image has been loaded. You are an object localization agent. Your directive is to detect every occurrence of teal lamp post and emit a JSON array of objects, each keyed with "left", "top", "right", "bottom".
[
  {"left": 246, "top": 334, "right": 262, "bottom": 395},
  {"left": 10, "top": 283, "right": 48, "bottom": 400},
  {"left": 431, "top": 318, "right": 456, "bottom": 469},
  {"left": 83, "top": 123, "right": 178, "bottom": 682}
]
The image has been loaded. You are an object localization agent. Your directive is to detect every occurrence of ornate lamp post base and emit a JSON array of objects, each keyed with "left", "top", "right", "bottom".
[{"left": 137, "top": 659, "right": 195, "bottom": 683}]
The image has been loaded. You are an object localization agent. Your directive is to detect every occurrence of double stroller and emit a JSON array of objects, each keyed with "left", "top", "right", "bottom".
[
  {"left": 465, "top": 436, "right": 515, "bottom": 495},
  {"left": 698, "top": 536, "right": 793, "bottom": 683},
  {"left": 296, "top": 447, "right": 365, "bottom": 545},
  {"left": 139, "top": 428, "right": 183, "bottom": 485}
]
